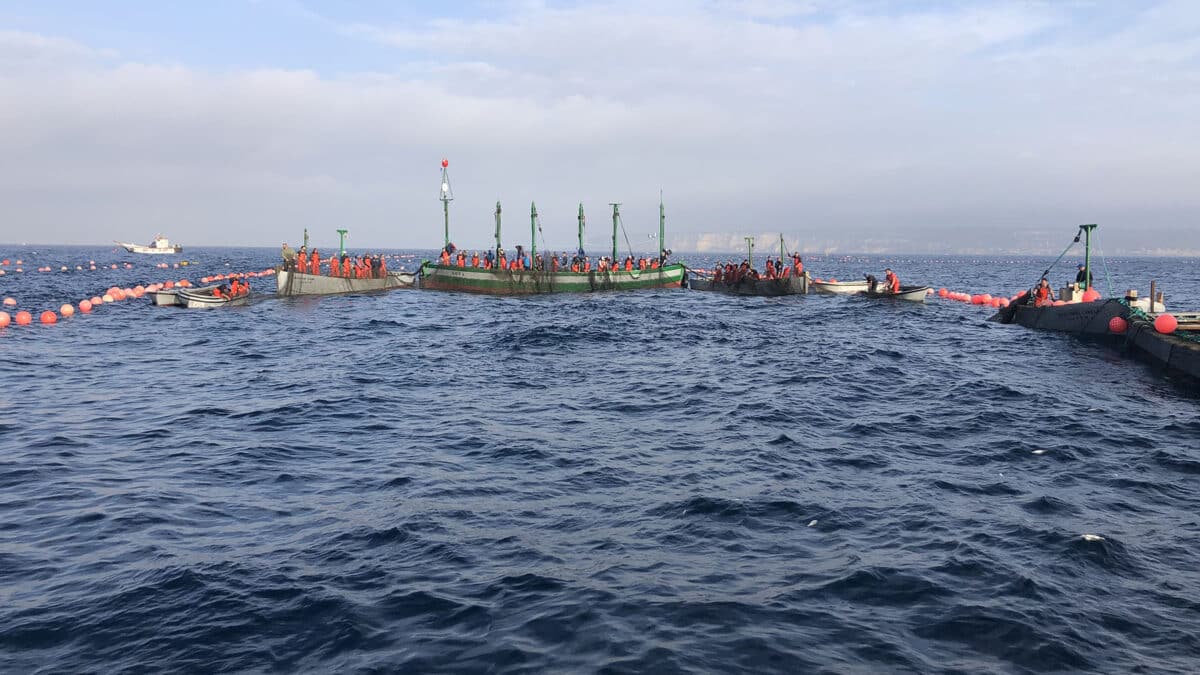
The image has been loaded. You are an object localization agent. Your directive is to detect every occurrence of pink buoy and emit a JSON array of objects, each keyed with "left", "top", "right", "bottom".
[
  {"left": 1000, "top": 298, "right": 1010, "bottom": 307},
  {"left": 90, "top": 296, "right": 103, "bottom": 306},
  {"left": 1108, "top": 316, "right": 1128, "bottom": 334},
  {"left": 60, "top": 304, "right": 75, "bottom": 317},
  {"left": 79, "top": 300, "right": 93, "bottom": 313},
  {"left": 102, "top": 293, "right": 114, "bottom": 303},
  {"left": 2, "top": 297, "right": 14, "bottom": 307},
  {"left": 0, "top": 311, "right": 9, "bottom": 328},
  {"left": 1154, "top": 314, "right": 1178, "bottom": 334},
  {"left": 15, "top": 310, "right": 32, "bottom": 325}
]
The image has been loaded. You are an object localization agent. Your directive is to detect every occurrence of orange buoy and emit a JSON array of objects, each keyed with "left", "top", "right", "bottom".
[
  {"left": 40, "top": 311, "right": 56, "bottom": 324},
  {"left": 79, "top": 300, "right": 93, "bottom": 313},
  {"left": 938, "top": 288, "right": 948, "bottom": 297},
  {"left": 90, "top": 296, "right": 103, "bottom": 306},
  {"left": 1081, "top": 288, "right": 1101, "bottom": 302},
  {"left": 999, "top": 298, "right": 1010, "bottom": 307},
  {"left": 829, "top": 278, "right": 838, "bottom": 283},
  {"left": 1109, "top": 316, "right": 1128, "bottom": 334},
  {"left": 1154, "top": 313, "right": 1178, "bottom": 334},
  {"left": 2, "top": 297, "right": 14, "bottom": 307},
  {"left": 0, "top": 311, "right": 9, "bottom": 328},
  {"left": 164, "top": 280, "right": 175, "bottom": 289},
  {"left": 60, "top": 304, "right": 75, "bottom": 317},
  {"left": 15, "top": 310, "right": 31, "bottom": 325}
]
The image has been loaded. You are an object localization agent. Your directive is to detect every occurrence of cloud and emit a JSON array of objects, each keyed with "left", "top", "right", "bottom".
[{"left": 1, "top": 2, "right": 1198, "bottom": 252}]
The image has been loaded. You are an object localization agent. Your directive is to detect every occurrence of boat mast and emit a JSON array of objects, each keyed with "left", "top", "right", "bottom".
[
  {"left": 530, "top": 202, "right": 538, "bottom": 264},
  {"left": 578, "top": 203, "right": 586, "bottom": 255},
  {"left": 745, "top": 236, "right": 754, "bottom": 268},
  {"left": 337, "top": 229, "right": 348, "bottom": 257},
  {"left": 610, "top": 203, "right": 621, "bottom": 263},
  {"left": 440, "top": 159, "right": 454, "bottom": 249},
  {"left": 494, "top": 201, "right": 502, "bottom": 259},
  {"left": 779, "top": 233, "right": 785, "bottom": 262},
  {"left": 659, "top": 193, "right": 666, "bottom": 261},
  {"left": 1080, "top": 223, "right": 1096, "bottom": 290},
  {"left": 303, "top": 228, "right": 309, "bottom": 251}
]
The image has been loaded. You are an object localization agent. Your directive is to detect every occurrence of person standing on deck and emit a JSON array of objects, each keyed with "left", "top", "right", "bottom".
[
  {"left": 1075, "top": 264, "right": 1093, "bottom": 289},
  {"left": 310, "top": 249, "right": 319, "bottom": 275},
  {"left": 1034, "top": 277, "right": 1055, "bottom": 306},
  {"left": 281, "top": 243, "right": 296, "bottom": 270}
]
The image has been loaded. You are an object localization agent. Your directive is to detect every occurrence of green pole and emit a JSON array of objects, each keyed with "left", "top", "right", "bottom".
[
  {"left": 779, "top": 233, "right": 785, "bottom": 262},
  {"left": 494, "top": 201, "right": 502, "bottom": 259},
  {"left": 659, "top": 194, "right": 666, "bottom": 262},
  {"left": 336, "top": 229, "right": 348, "bottom": 257},
  {"left": 303, "top": 228, "right": 309, "bottom": 251},
  {"left": 530, "top": 201, "right": 538, "bottom": 265},
  {"left": 440, "top": 161, "right": 453, "bottom": 249},
  {"left": 610, "top": 203, "right": 620, "bottom": 263},
  {"left": 1080, "top": 223, "right": 1096, "bottom": 290},
  {"left": 745, "top": 236, "right": 754, "bottom": 269},
  {"left": 578, "top": 203, "right": 585, "bottom": 255}
]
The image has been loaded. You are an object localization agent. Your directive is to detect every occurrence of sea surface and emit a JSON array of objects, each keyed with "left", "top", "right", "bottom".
[{"left": 2, "top": 245, "right": 1199, "bottom": 673}]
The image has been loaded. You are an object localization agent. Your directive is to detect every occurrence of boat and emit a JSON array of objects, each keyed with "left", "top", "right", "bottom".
[
  {"left": 177, "top": 285, "right": 249, "bottom": 309},
  {"left": 690, "top": 235, "right": 809, "bottom": 297},
  {"left": 810, "top": 279, "right": 869, "bottom": 294},
  {"left": 115, "top": 235, "right": 182, "bottom": 255},
  {"left": 148, "top": 288, "right": 184, "bottom": 306},
  {"left": 277, "top": 268, "right": 416, "bottom": 296},
  {"left": 860, "top": 285, "right": 931, "bottom": 302},
  {"left": 418, "top": 165, "right": 685, "bottom": 295}
]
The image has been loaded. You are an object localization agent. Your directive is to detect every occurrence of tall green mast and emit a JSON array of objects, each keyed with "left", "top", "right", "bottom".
[
  {"left": 659, "top": 194, "right": 666, "bottom": 261},
  {"left": 577, "top": 203, "right": 585, "bottom": 255},
  {"left": 1080, "top": 223, "right": 1096, "bottom": 290},
  {"left": 530, "top": 201, "right": 538, "bottom": 264},
  {"left": 439, "top": 159, "right": 453, "bottom": 249},
  {"left": 336, "top": 229, "right": 348, "bottom": 257},
  {"left": 303, "top": 227, "right": 309, "bottom": 251},
  {"left": 779, "top": 233, "right": 785, "bottom": 262},
  {"left": 745, "top": 236, "right": 754, "bottom": 268},
  {"left": 494, "top": 201, "right": 502, "bottom": 258},
  {"left": 610, "top": 203, "right": 621, "bottom": 263}
]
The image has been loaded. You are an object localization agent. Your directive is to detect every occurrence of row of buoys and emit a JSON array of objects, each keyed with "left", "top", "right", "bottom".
[
  {"left": 1109, "top": 313, "right": 1179, "bottom": 334},
  {"left": 0, "top": 278, "right": 199, "bottom": 332},
  {"left": 937, "top": 288, "right": 1015, "bottom": 308},
  {"left": 198, "top": 269, "right": 273, "bottom": 284}
]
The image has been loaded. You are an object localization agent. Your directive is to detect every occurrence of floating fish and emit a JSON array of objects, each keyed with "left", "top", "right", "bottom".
[{"left": 1081, "top": 534, "right": 1105, "bottom": 542}]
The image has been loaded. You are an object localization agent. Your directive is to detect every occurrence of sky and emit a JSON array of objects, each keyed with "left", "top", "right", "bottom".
[{"left": 1, "top": 0, "right": 1198, "bottom": 254}]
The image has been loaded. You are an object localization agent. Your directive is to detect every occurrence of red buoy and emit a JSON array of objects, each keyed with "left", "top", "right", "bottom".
[
  {"left": 442, "top": 158, "right": 449, "bottom": 168},
  {"left": 0, "top": 311, "right": 9, "bottom": 328},
  {"left": 79, "top": 300, "right": 93, "bottom": 313},
  {"left": 40, "top": 311, "right": 57, "bottom": 324},
  {"left": 938, "top": 288, "right": 948, "bottom": 297},
  {"left": 1108, "top": 316, "right": 1128, "bottom": 334},
  {"left": 1082, "top": 288, "right": 1101, "bottom": 302},
  {"left": 15, "top": 310, "right": 31, "bottom": 325},
  {"left": 1154, "top": 313, "right": 1178, "bottom": 334}
]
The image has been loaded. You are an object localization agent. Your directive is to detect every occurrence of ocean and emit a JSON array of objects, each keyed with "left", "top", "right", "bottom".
[{"left": 2, "top": 245, "right": 1199, "bottom": 673}]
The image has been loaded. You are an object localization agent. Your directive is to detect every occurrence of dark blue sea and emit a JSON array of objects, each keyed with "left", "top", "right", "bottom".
[{"left": 2, "top": 245, "right": 1199, "bottom": 673}]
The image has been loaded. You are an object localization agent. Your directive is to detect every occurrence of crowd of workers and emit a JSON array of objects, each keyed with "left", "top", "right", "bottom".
[
  {"left": 211, "top": 277, "right": 249, "bottom": 299},
  {"left": 710, "top": 254, "right": 805, "bottom": 285},
  {"left": 435, "top": 243, "right": 672, "bottom": 274},
  {"left": 281, "top": 243, "right": 389, "bottom": 279}
]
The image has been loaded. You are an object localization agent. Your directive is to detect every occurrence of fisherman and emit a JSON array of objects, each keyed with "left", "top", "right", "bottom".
[
  {"left": 484, "top": 250, "right": 494, "bottom": 269},
  {"left": 471, "top": 251, "right": 480, "bottom": 268},
  {"left": 281, "top": 242, "right": 296, "bottom": 270},
  {"left": 378, "top": 254, "right": 387, "bottom": 277},
  {"left": 1034, "top": 277, "right": 1055, "bottom": 306},
  {"left": 310, "top": 249, "right": 319, "bottom": 274},
  {"left": 792, "top": 254, "right": 804, "bottom": 276},
  {"left": 456, "top": 251, "right": 466, "bottom": 267},
  {"left": 1075, "top": 263, "right": 1093, "bottom": 289},
  {"left": 497, "top": 248, "right": 507, "bottom": 270},
  {"left": 297, "top": 249, "right": 308, "bottom": 274},
  {"left": 341, "top": 255, "right": 352, "bottom": 278},
  {"left": 884, "top": 268, "right": 901, "bottom": 294},
  {"left": 328, "top": 253, "right": 340, "bottom": 276}
]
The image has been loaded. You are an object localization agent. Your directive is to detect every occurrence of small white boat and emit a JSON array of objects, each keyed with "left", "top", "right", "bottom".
[
  {"left": 148, "top": 288, "right": 184, "bottom": 306},
  {"left": 177, "top": 286, "right": 249, "bottom": 309},
  {"left": 811, "top": 279, "right": 869, "bottom": 294},
  {"left": 115, "top": 235, "right": 182, "bottom": 255},
  {"left": 861, "top": 285, "right": 931, "bottom": 303}
]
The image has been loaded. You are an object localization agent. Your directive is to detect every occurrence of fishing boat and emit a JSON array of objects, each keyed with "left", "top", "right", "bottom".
[
  {"left": 115, "top": 235, "right": 182, "bottom": 255},
  {"left": 277, "top": 268, "right": 416, "bottom": 296},
  {"left": 860, "top": 286, "right": 931, "bottom": 302},
  {"left": 148, "top": 287, "right": 185, "bottom": 306},
  {"left": 177, "top": 285, "right": 249, "bottom": 309},
  {"left": 810, "top": 279, "right": 869, "bottom": 294},
  {"left": 418, "top": 161, "right": 685, "bottom": 295},
  {"left": 690, "top": 235, "right": 809, "bottom": 297}
]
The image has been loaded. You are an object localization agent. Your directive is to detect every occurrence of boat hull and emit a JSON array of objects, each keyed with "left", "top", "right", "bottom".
[
  {"left": 419, "top": 262, "right": 686, "bottom": 295},
  {"left": 116, "top": 241, "right": 182, "bottom": 254},
  {"left": 177, "top": 287, "right": 249, "bottom": 309},
  {"left": 149, "top": 289, "right": 182, "bottom": 306},
  {"left": 811, "top": 280, "right": 869, "bottom": 294},
  {"left": 989, "top": 297, "right": 1128, "bottom": 333},
  {"left": 691, "top": 274, "right": 808, "bottom": 296},
  {"left": 276, "top": 269, "right": 415, "bottom": 296},
  {"left": 861, "top": 286, "right": 930, "bottom": 302}
]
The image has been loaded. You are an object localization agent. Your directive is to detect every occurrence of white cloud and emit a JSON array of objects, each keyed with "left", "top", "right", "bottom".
[{"left": 0, "top": 1, "right": 1198, "bottom": 252}]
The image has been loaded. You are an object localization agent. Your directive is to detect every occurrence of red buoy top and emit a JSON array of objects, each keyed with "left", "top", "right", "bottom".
[{"left": 442, "top": 158, "right": 449, "bottom": 168}]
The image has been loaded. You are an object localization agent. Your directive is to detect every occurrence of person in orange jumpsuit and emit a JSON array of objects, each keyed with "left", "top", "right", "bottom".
[
  {"left": 341, "top": 256, "right": 352, "bottom": 278},
  {"left": 310, "top": 249, "right": 319, "bottom": 273},
  {"left": 297, "top": 252, "right": 307, "bottom": 274},
  {"left": 471, "top": 252, "right": 480, "bottom": 268},
  {"left": 884, "top": 269, "right": 901, "bottom": 293},
  {"left": 378, "top": 255, "right": 387, "bottom": 277},
  {"left": 1034, "top": 278, "right": 1055, "bottom": 306}
]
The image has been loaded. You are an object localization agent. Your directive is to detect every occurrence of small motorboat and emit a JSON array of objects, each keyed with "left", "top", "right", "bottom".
[
  {"left": 811, "top": 279, "right": 869, "bottom": 294},
  {"left": 177, "top": 285, "right": 249, "bottom": 309},
  {"left": 860, "top": 285, "right": 931, "bottom": 303}
]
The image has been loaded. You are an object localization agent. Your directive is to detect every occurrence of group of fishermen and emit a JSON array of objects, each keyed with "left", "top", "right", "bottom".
[
  {"left": 281, "top": 243, "right": 388, "bottom": 279},
  {"left": 711, "top": 254, "right": 805, "bottom": 285},
  {"left": 211, "top": 277, "right": 248, "bottom": 299},
  {"left": 437, "top": 243, "right": 672, "bottom": 274}
]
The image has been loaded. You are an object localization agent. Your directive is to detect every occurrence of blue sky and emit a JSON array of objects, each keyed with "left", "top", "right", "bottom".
[{"left": 2, "top": 1, "right": 1198, "bottom": 253}]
